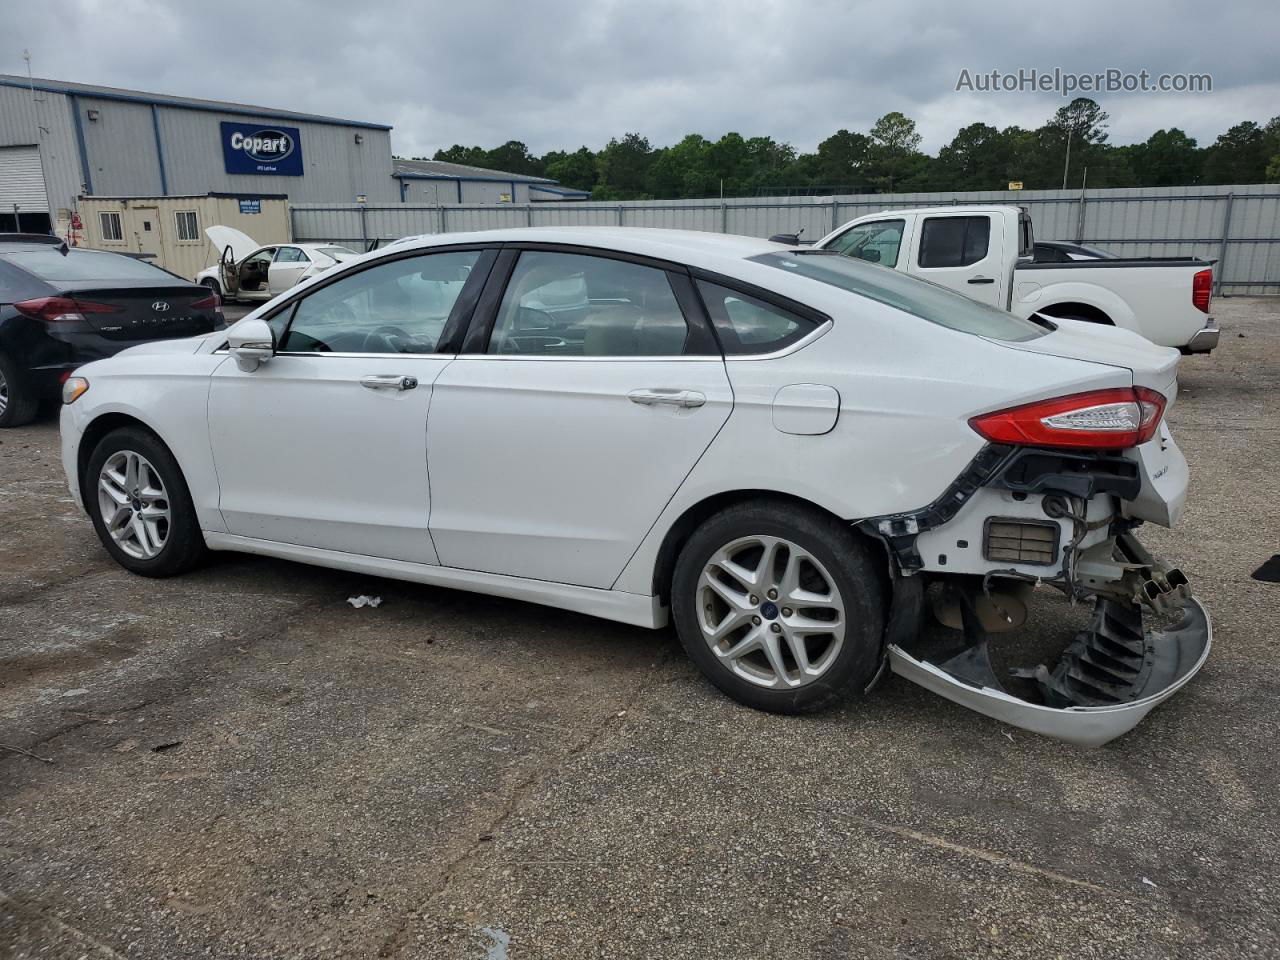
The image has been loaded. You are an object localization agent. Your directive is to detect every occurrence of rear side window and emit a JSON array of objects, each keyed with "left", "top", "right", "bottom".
[
  {"left": 697, "top": 281, "right": 816, "bottom": 355},
  {"left": 748, "top": 251, "right": 1046, "bottom": 342},
  {"left": 3, "top": 249, "right": 178, "bottom": 282},
  {"left": 918, "top": 216, "right": 990, "bottom": 268},
  {"left": 489, "top": 251, "right": 689, "bottom": 357}
]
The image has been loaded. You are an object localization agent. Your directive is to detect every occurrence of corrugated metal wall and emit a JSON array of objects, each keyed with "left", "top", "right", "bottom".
[
  {"left": 0, "top": 84, "right": 85, "bottom": 215},
  {"left": 153, "top": 109, "right": 399, "bottom": 203},
  {"left": 293, "top": 184, "right": 1280, "bottom": 294}
]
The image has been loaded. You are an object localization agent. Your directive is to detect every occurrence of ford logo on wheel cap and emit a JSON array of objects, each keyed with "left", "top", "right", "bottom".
[{"left": 152, "top": 301, "right": 170, "bottom": 312}]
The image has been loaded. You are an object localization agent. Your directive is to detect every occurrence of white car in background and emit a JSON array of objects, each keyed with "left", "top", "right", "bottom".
[
  {"left": 60, "top": 228, "right": 1210, "bottom": 746},
  {"left": 195, "top": 226, "right": 358, "bottom": 302}
]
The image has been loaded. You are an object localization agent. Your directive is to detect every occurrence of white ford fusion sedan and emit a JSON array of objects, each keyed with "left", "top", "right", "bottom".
[{"left": 59, "top": 228, "right": 1210, "bottom": 745}]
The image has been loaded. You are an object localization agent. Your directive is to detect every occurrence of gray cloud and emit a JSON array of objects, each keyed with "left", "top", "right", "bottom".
[{"left": 3, "top": 0, "right": 1277, "bottom": 157}]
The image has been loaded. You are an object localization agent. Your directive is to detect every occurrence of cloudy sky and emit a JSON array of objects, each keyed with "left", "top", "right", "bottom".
[{"left": 2, "top": 0, "right": 1277, "bottom": 156}]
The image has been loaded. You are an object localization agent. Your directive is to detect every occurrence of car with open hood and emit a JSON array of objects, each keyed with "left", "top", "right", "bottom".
[
  {"left": 60, "top": 227, "right": 1209, "bottom": 745},
  {"left": 195, "top": 226, "right": 358, "bottom": 302}
]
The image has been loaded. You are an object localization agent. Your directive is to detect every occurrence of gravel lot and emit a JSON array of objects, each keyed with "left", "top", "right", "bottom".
[{"left": 2, "top": 299, "right": 1278, "bottom": 959}]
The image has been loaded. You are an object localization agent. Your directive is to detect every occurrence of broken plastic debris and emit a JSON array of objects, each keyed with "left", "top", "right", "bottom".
[
  {"left": 1141, "top": 876, "right": 1157, "bottom": 888},
  {"left": 347, "top": 595, "right": 383, "bottom": 609}
]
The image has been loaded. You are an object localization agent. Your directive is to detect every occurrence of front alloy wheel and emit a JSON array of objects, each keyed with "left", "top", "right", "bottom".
[
  {"left": 97, "top": 449, "right": 171, "bottom": 559},
  {"left": 85, "top": 426, "right": 205, "bottom": 577},
  {"left": 698, "top": 535, "right": 846, "bottom": 689}
]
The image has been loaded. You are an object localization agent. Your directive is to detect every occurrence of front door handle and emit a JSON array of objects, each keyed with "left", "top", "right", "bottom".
[
  {"left": 361, "top": 374, "right": 418, "bottom": 391},
  {"left": 967, "top": 277, "right": 995, "bottom": 285},
  {"left": 628, "top": 388, "right": 706, "bottom": 409}
]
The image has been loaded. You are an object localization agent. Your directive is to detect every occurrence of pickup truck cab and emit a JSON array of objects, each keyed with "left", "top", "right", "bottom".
[{"left": 815, "top": 205, "right": 1219, "bottom": 353}]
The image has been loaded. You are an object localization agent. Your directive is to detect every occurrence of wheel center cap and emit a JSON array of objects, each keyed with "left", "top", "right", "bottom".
[{"left": 759, "top": 601, "right": 780, "bottom": 621}]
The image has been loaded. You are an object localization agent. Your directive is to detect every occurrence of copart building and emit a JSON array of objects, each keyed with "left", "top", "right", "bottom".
[{"left": 0, "top": 74, "right": 584, "bottom": 275}]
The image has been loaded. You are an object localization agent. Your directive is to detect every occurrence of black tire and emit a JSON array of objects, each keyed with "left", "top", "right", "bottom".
[
  {"left": 200, "top": 277, "right": 222, "bottom": 298},
  {"left": 0, "top": 351, "right": 39, "bottom": 428},
  {"left": 671, "top": 499, "right": 885, "bottom": 714},
  {"left": 84, "top": 426, "right": 206, "bottom": 577}
]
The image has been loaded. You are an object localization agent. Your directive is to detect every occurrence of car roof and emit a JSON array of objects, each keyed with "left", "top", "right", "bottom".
[
  {"left": 855, "top": 205, "right": 1023, "bottom": 218},
  {"left": 393, "top": 227, "right": 783, "bottom": 273}
]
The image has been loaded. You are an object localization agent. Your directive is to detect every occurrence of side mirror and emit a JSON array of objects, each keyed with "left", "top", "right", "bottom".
[
  {"left": 228, "top": 318, "right": 275, "bottom": 372},
  {"left": 861, "top": 248, "right": 881, "bottom": 263}
]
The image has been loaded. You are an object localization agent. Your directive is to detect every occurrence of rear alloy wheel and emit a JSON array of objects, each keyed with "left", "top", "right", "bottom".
[
  {"left": 672, "top": 501, "right": 885, "bottom": 713},
  {"left": 200, "top": 277, "right": 222, "bottom": 298},
  {"left": 0, "top": 352, "right": 39, "bottom": 428},
  {"left": 85, "top": 427, "right": 206, "bottom": 577}
]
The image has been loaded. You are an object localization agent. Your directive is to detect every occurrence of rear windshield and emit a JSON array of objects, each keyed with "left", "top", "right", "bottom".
[
  {"left": 317, "top": 246, "right": 357, "bottom": 259},
  {"left": 749, "top": 251, "right": 1046, "bottom": 342},
  {"left": 1, "top": 249, "right": 180, "bottom": 283}
]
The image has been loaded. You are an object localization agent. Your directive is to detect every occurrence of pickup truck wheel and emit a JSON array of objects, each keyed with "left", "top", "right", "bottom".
[
  {"left": 671, "top": 500, "right": 885, "bottom": 714},
  {"left": 0, "top": 351, "right": 39, "bottom": 428},
  {"left": 85, "top": 427, "right": 206, "bottom": 577}
]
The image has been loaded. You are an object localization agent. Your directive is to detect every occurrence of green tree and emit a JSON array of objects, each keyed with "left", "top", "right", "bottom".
[
  {"left": 1127, "top": 129, "right": 1200, "bottom": 186},
  {"left": 1050, "top": 97, "right": 1110, "bottom": 144},
  {"left": 936, "top": 123, "right": 1012, "bottom": 189},
  {"left": 594, "top": 133, "right": 654, "bottom": 199},
  {"left": 812, "top": 130, "right": 871, "bottom": 190},
  {"left": 483, "top": 141, "right": 542, "bottom": 177},
  {"left": 1202, "top": 121, "right": 1271, "bottom": 183},
  {"left": 868, "top": 112, "right": 923, "bottom": 191},
  {"left": 543, "top": 146, "right": 599, "bottom": 192},
  {"left": 433, "top": 144, "right": 489, "bottom": 167}
]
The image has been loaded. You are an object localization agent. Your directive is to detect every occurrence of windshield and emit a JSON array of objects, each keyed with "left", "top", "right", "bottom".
[
  {"left": 749, "top": 251, "right": 1047, "bottom": 342},
  {"left": 2, "top": 248, "right": 181, "bottom": 283}
]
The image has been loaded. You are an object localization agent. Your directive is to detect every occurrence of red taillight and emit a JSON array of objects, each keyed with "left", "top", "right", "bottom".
[
  {"left": 15, "top": 296, "right": 122, "bottom": 322},
  {"left": 970, "top": 387, "right": 1166, "bottom": 450},
  {"left": 191, "top": 291, "right": 221, "bottom": 310},
  {"left": 1192, "top": 268, "right": 1212, "bottom": 313}
]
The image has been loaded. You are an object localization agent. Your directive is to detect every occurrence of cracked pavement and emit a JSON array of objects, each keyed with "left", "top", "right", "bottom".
[{"left": 2, "top": 300, "right": 1279, "bottom": 959}]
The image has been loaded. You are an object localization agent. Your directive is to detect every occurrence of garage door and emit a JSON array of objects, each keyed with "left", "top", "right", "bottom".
[{"left": 0, "top": 145, "right": 49, "bottom": 213}]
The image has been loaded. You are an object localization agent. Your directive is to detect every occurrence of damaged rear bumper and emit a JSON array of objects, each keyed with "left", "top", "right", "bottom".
[{"left": 888, "top": 595, "right": 1211, "bottom": 747}]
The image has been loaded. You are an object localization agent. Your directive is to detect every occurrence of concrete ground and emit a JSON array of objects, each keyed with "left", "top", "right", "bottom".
[{"left": 2, "top": 299, "right": 1278, "bottom": 959}]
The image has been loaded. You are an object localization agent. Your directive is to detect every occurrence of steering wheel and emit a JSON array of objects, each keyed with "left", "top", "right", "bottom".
[{"left": 362, "top": 324, "right": 411, "bottom": 353}]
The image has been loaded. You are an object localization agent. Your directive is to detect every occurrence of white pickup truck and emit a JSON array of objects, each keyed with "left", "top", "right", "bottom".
[{"left": 810, "top": 205, "right": 1219, "bottom": 353}]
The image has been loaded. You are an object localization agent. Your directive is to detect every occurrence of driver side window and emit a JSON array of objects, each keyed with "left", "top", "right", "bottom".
[
  {"left": 279, "top": 250, "right": 480, "bottom": 355},
  {"left": 828, "top": 218, "right": 905, "bottom": 267}
]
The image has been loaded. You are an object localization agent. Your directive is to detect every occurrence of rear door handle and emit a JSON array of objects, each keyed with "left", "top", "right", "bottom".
[
  {"left": 628, "top": 388, "right": 706, "bottom": 409},
  {"left": 361, "top": 374, "right": 418, "bottom": 391},
  {"left": 967, "top": 277, "right": 995, "bottom": 285}
]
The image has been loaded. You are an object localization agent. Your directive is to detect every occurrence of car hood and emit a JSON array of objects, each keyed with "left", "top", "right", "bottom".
[
  {"left": 205, "top": 225, "right": 258, "bottom": 263},
  {"left": 115, "top": 334, "right": 217, "bottom": 358},
  {"left": 991, "top": 318, "right": 1180, "bottom": 395}
]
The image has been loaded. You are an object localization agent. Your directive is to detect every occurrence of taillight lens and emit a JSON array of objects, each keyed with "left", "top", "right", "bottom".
[
  {"left": 191, "top": 291, "right": 221, "bottom": 310},
  {"left": 15, "top": 296, "right": 121, "bottom": 323},
  {"left": 970, "top": 387, "right": 1167, "bottom": 450},
  {"left": 1192, "top": 269, "right": 1212, "bottom": 313}
]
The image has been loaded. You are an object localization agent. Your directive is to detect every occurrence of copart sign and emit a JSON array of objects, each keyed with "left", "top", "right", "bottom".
[{"left": 221, "top": 121, "right": 303, "bottom": 176}]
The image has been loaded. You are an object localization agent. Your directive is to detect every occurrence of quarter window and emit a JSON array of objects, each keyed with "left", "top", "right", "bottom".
[
  {"left": 279, "top": 250, "right": 480, "bottom": 355},
  {"left": 99, "top": 211, "right": 123, "bottom": 242},
  {"left": 488, "top": 251, "right": 689, "bottom": 357},
  {"left": 828, "top": 218, "right": 905, "bottom": 268},
  {"left": 917, "top": 216, "right": 991, "bottom": 268},
  {"left": 697, "top": 281, "right": 815, "bottom": 355},
  {"left": 175, "top": 210, "right": 199, "bottom": 242}
]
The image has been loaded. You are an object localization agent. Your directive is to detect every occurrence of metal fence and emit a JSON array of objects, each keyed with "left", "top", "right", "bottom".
[{"left": 292, "top": 183, "right": 1280, "bottom": 295}]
